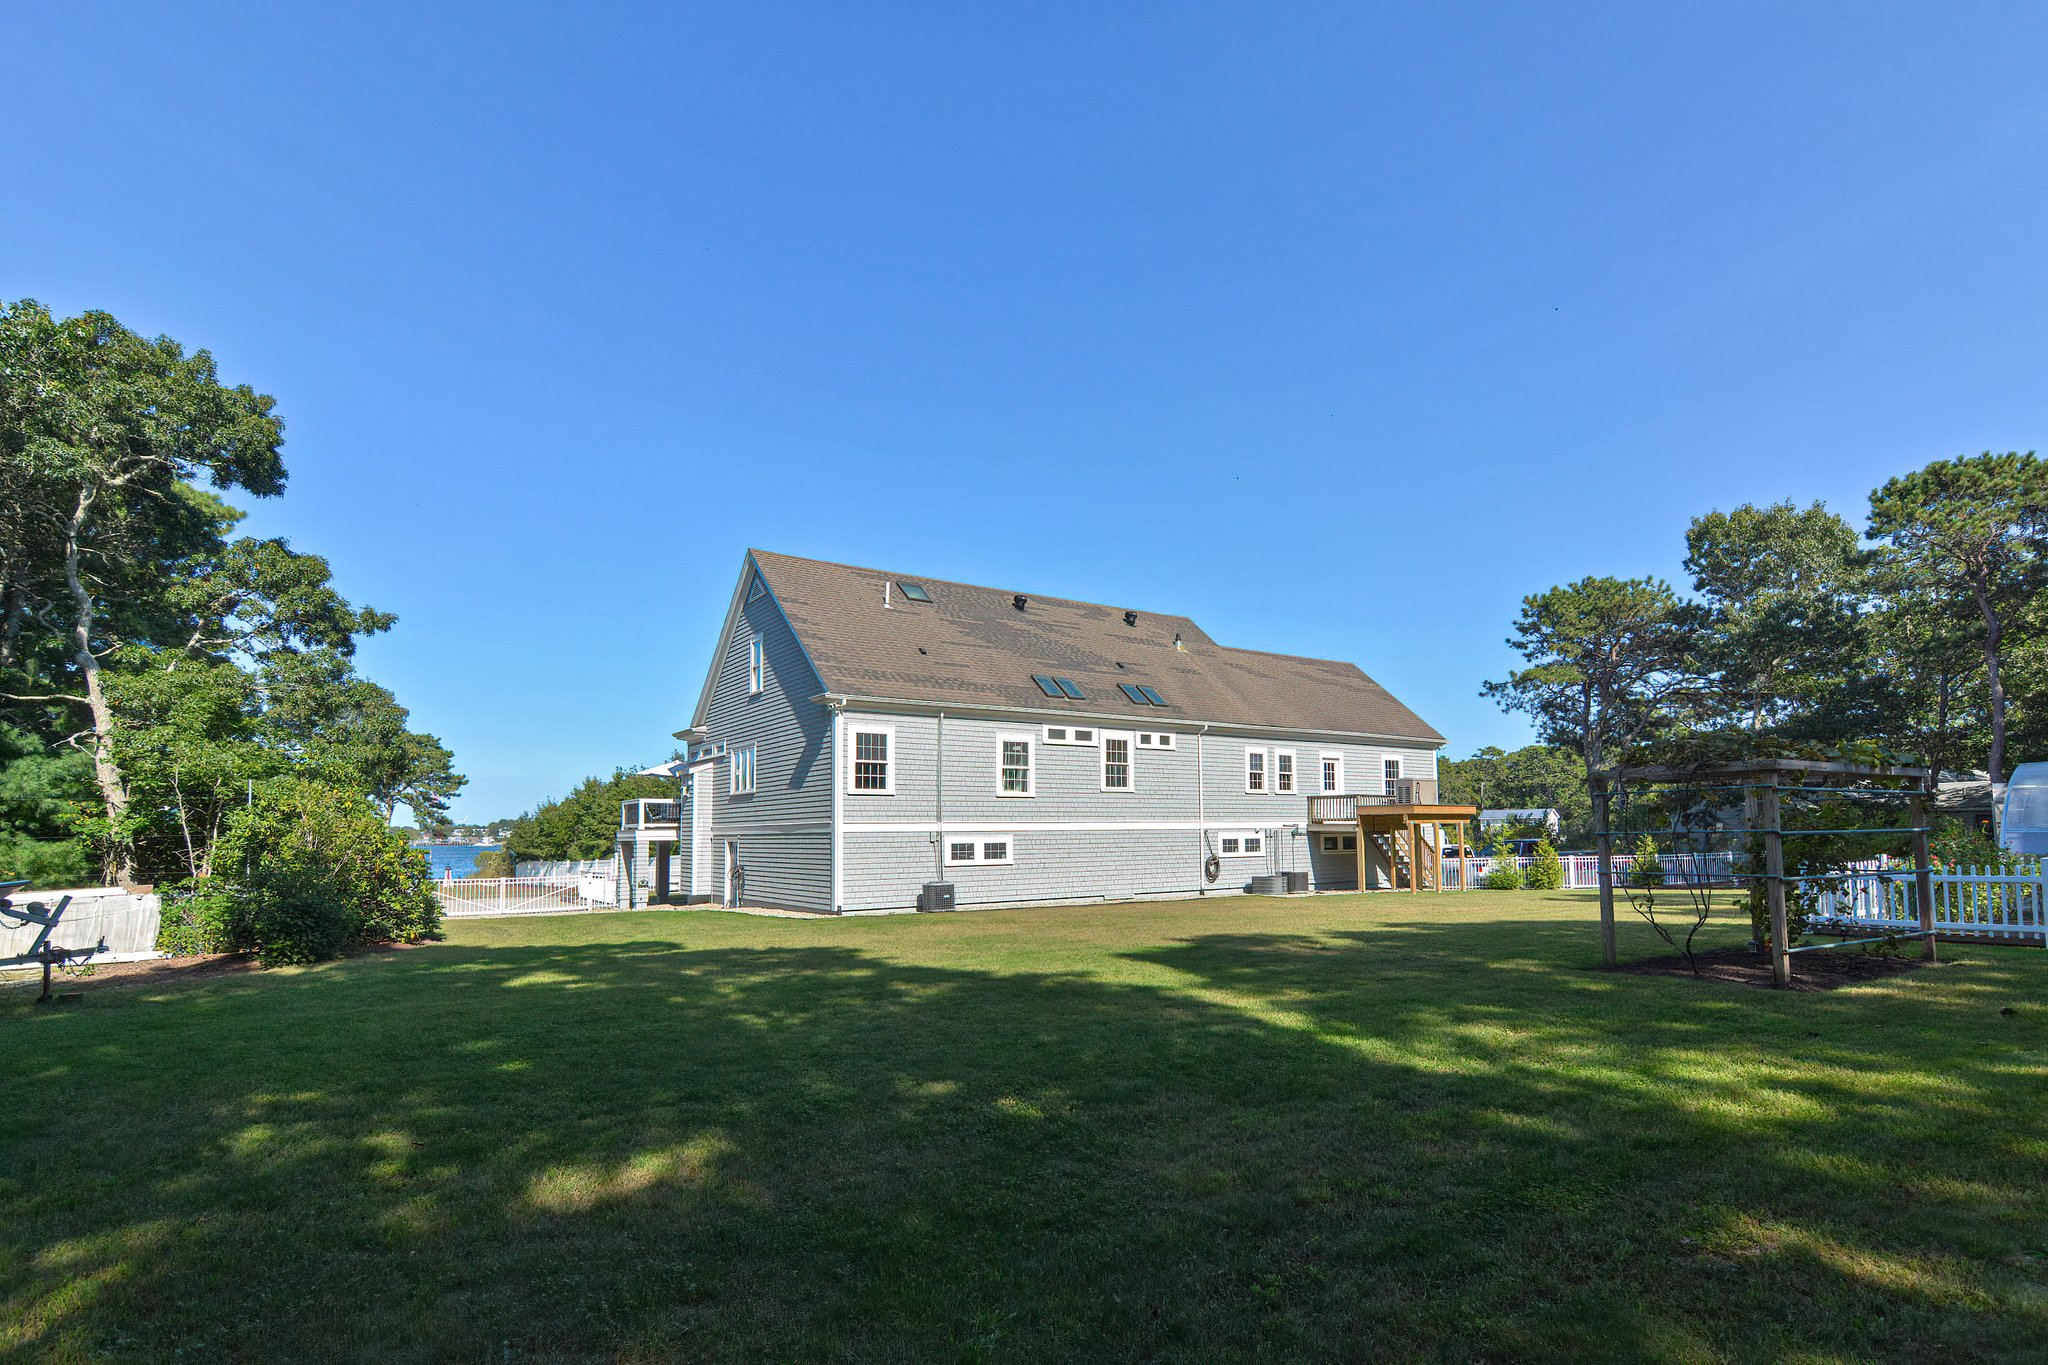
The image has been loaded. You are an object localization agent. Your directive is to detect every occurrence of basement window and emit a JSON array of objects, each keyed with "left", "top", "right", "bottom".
[
  {"left": 946, "top": 836, "right": 1016, "bottom": 866},
  {"left": 1218, "top": 832, "right": 1265, "bottom": 857}
]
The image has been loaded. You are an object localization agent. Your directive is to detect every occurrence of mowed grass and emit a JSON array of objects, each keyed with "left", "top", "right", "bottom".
[{"left": 3, "top": 893, "right": 2046, "bottom": 1363}]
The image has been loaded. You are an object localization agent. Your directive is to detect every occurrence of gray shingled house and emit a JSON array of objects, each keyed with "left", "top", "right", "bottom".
[{"left": 616, "top": 550, "right": 1449, "bottom": 913}]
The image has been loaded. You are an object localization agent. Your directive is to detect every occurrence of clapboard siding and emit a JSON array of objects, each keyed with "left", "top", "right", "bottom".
[{"left": 690, "top": 579, "right": 834, "bottom": 912}]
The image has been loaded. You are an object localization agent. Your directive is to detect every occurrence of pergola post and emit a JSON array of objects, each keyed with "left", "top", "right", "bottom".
[
  {"left": 1911, "top": 780, "right": 1938, "bottom": 963},
  {"left": 1760, "top": 775, "right": 1791, "bottom": 988},
  {"left": 1593, "top": 774, "right": 1616, "bottom": 966}
]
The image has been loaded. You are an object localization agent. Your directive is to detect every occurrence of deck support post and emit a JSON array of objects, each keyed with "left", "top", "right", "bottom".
[{"left": 1760, "top": 776, "right": 1791, "bottom": 987}]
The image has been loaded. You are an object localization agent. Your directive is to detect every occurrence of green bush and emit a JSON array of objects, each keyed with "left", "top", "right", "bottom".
[
  {"left": 154, "top": 780, "right": 440, "bottom": 965},
  {"left": 470, "top": 848, "right": 515, "bottom": 878},
  {"left": 1525, "top": 839, "right": 1565, "bottom": 890},
  {"left": 1628, "top": 833, "right": 1665, "bottom": 889},
  {"left": 1482, "top": 858, "right": 1523, "bottom": 891}
]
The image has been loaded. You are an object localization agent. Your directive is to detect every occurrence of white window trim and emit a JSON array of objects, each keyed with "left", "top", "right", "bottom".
[
  {"left": 1245, "top": 747, "right": 1267, "bottom": 794},
  {"left": 846, "top": 723, "right": 897, "bottom": 796},
  {"left": 1136, "top": 731, "right": 1177, "bottom": 749},
  {"left": 1217, "top": 830, "right": 1267, "bottom": 857},
  {"left": 747, "top": 635, "right": 764, "bottom": 695},
  {"left": 1319, "top": 752, "right": 1344, "bottom": 794},
  {"left": 1100, "top": 731, "right": 1135, "bottom": 793},
  {"left": 1274, "top": 748, "right": 1297, "bottom": 794},
  {"left": 1043, "top": 725, "right": 1099, "bottom": 746},
  {"left": 944, "top": 833, "right": 1017, "bottom": 866},
  {"left": 730, "top": 743, "right": 757, "bottom": 796},
  {"left": 996, "top": 732, "right": 1035, "bottom": 797},
  {"left": 1383, "top": 754, "right": 1403, "bottom": 796}
]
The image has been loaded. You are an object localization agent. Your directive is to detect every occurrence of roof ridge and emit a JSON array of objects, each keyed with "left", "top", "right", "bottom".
[{"left": 751, "top": 548, "right": 1204, "bottom": 626}]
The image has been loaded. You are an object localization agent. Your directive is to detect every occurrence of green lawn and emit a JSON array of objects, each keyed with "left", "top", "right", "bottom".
[{"left": 3, "top": 892, "right": 2045, "bottom": 1362}]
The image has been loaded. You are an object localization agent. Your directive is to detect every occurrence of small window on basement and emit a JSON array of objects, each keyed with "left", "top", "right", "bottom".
[
  {"left": 1220, "top": 836, "right": 1241, "bottom": 854},
  {"left": 897, "top": 581, "right": 931, "bottom": 603}
]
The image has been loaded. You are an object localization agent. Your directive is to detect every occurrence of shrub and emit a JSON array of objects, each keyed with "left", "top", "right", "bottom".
[
  {"left": 470, "top": 848, "right": 515, "bottom": 878},
  {"left": 156, "top": 780, "right": 440, "bottom": 966},
  {"left": 1628, "top": 833, "right": 1665, "bottom": 889},
  {"left": 1525, "top": 839, "right": 1565, "bottom": 890},
  {"left": 1482, "top": 857, "right": 1523, "bottom": 891}
]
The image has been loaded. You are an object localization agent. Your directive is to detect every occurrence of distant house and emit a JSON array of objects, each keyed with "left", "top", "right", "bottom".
[
  {"left": 618, "top": 551, "right": 1456, "bottom": 913},
  {"left": 1479, "top": 808, "right": 1562, "bottom": 835}
]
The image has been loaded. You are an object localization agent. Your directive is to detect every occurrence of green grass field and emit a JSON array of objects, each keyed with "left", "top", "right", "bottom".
[{"left": 3, "top": 891, "right": 2045, "bottom": 1362}]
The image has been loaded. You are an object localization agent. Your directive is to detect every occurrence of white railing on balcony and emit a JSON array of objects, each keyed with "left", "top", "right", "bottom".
[{"left": 620, "top": 799, "right": 679, "bottom": 830}]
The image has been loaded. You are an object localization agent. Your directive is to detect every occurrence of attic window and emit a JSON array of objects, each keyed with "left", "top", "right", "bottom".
[
  {"left": 897, "top": 582, "right": 931, "bottom": 603},
  {"left": 747, "top": 578, "right": 766, "bottom": 602}
]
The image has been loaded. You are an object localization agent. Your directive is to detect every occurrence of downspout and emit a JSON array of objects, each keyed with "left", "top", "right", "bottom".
[
  {"left": 935, "top": 710, "right": 946, "bottom": 882},
  {"left": 1197, "top": 724, "right": 1209, "bottom": 894},
  {"left": 830, "top": 704, "right": 844, "bottom": 913}
]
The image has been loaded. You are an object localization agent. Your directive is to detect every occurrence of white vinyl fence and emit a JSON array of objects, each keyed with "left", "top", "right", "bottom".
[
  {"left": 1813, "top": 863, "right": 2047, "bottom": 946},
  {"left": 1443, "top": 851, "right": 1736, "bottom": 891},
  {"left": 433, "top": 875, "right": 606, "bottom": 918},
  {"left": 1, "top": 886, "right": 164, "bottom": 969}
]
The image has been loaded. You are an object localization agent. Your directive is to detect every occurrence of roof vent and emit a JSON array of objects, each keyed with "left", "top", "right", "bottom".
[
  {"left": 1013, "top": 594, "right": 1028, "bottom": 611},
  {"left": 1123, "top": 610, "right": 1138, "bottom": 626},
  {"left": 1173, "top": 633, "right": 1184, "bottom": 651}
]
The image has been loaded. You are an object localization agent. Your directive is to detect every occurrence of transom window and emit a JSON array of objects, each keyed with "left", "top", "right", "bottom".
[
  {"left": 998, "top": 735, "right": 1034, "bottom": 796},
  {"left": 1275, "top": 750, "right": 1296, "bottom": 794},
  {"left": 747, "top": 635, "right": 764, "bottom": 695},
  {"left": 1218, "top": 831, "right": 1266, "bottom": 857},
  {"left": 848, "top": 725, "right": 895, "bottom": 794},
  {"left": 1245, "top": 749, "right": 1266, "bottom": 793},
  {"left": 945, "top": 836, "right": 1016, "bottom": 866},
  {"left": 1102, "top": 733, "right": 1132, "bottom": 791},
  {"left": 1136, "top": 731, "right": 1176, "bottom": 749},
  {"left": 1043, "top": 725, "right": 1098, "bottom": 746},
  {"left": 730, "top": 744, "right": 757, "bottom": 796}
]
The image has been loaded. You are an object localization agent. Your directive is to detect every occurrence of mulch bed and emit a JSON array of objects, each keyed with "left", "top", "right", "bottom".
[
  {"left": 1611, "top": 941, "right": 1935, "bottom": 991},
  {"left": 1, "top": 940, "right": 430, "bottom": 998}
]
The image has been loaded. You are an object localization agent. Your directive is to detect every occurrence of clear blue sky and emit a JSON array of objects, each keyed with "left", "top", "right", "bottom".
[{"left": 8, "top": 3, "right": 2047, "bottom": 821}]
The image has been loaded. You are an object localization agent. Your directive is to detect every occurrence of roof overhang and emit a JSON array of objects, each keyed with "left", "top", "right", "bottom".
[{"left": 811, "top": 691, "right": 1445, "bottom": 748}]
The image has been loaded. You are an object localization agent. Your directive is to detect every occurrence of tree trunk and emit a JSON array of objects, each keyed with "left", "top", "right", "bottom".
[
  {"left": 1970, "top": 580, "right": 2007, "bottom": 788},
  {"left": 63, "top": 489, "right": 134, "bottom": 884}
]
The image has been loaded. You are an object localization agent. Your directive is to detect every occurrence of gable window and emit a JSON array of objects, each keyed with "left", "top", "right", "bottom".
[
  {"left": 1275, "top": 750, "right": 1296, "bottom": 794},
  {"left": 1218, "top": 831, "right": 1265, "bottom": 857},
  {"left": 747, "top": 577, "right": 766, "bottom": 602},
  {"left": 1102, "top": 733, "right": 1133, "bottom": 791},
  {"left": 747, "top": 635, "right": 764, "bottom": 695},
  {"left": 1043, "top": 725, "right": 1098, "bottom": 746},
  {"left": 1245, "top": 749, "right": 1266, "bottom": 793},
  {"left": 946, "top": 835, "right": 1016, "bottom": 866},
  {"left": 1320, "top": 753, "right": 1344, "bottom": 793},
  {"left": 730, "top": 744, "right": 757, "bottom": 796},
  {"left": 847, "top": 725, "right": 895, "bottom": 794},
  {"left": 998, "top": 734, "right": 1034, "bottom": 796},
  {"left": 1383, "top": 757, "right": 1402, "bottom": 795}
]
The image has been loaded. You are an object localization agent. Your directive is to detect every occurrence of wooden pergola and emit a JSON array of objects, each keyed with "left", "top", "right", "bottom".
[{"left": 1592, "top": 757, "right": 1936, "bottom": 987}]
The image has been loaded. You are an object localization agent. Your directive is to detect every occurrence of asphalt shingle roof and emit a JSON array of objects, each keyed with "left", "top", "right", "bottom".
[{"left": 748, "top": 550, "right": 1443, "bottom": 743}]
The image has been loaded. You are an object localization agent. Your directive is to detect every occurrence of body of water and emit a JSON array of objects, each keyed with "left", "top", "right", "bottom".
[{"left": 416, "top": 844, "right": 501, "bottom": 879}]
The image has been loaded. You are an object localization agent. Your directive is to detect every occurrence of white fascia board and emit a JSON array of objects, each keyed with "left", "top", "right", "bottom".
[{"left": 809, "top": 692, "right": 1441, "bottom": 748}]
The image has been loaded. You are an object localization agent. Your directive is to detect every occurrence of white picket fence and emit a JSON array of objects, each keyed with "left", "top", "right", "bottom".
[
  {"left": 1443, "top": 851, "right": 1736, "bottom": 891},
  {"left": 1812, "top": 863, "right": 2047, "bottom": 945},
  {"left": 433, "top": 875, "right": 601, "bottom": 919}
]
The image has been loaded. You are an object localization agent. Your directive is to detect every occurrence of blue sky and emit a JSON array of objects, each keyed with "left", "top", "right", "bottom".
[{"left": 8, "top": 3, "right": 2048, "bottom": 821}]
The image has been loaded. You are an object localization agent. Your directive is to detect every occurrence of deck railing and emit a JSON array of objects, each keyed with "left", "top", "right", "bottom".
[
  {"left": 620, "top": 798, "right": 679, "bottom": 831},
  {"left": 1307, "top": 780, "right": 1445, "bottom": 823}
]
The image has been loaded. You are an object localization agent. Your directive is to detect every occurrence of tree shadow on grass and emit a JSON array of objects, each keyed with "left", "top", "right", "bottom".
[{"left": 1, "top": 920, "right": 2044, "bottom": 1363}]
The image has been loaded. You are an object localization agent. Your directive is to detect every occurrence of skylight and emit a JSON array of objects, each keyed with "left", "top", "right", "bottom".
[
  {"left": 1054, "top": 678, "right": 1084, "bottom": 699},
  {"left": 897, "top": 581, "right": 931, "bottom": 603},
  {"left": 1137, "top": 685, "right": 1166, "bottom": 706},
  {"left": 1119, "top": 683, "right": 1168, "bottom": 707},
  {"left": 1032, "top": 675, "right": 1063, "bottom": 698}
]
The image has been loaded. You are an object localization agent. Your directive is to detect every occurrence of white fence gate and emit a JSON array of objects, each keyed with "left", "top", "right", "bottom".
[{"left": 434, "top": 876, "right": 596, "bottom": 919}]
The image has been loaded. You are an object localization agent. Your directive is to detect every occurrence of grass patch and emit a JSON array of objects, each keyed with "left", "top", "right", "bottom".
[{"left": 3, "top": 891, "right": 2046, "bottom": 1361}]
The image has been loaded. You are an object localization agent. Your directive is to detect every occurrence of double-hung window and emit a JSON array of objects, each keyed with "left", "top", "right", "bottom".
[
  {"left": 1102, "top": 733, "right": 1133, "bottom": 791},
  {"left": 1245, "top": 749, "right": 1266, "bottom": 793},
  {"left": 998, "top": 734, "right": 1034, "bottom": 796},
  {"left": 1275, "top": 750, "right": 1296, "bottom": 794},
  {"left": 730, "top": 744, "right": 757, "bottom": 796},
  {"left": 847, "top": 724, "right": 895, "bottom": 794},
  {"left": 1383, "top": 756, "right": 1402, "bottom": 795},
  {"left": 1320, "top": 753, "right": 1344, "bottom": 793},
  {"left": 747, "top": 635, "right": 764, "bottom": 695}
]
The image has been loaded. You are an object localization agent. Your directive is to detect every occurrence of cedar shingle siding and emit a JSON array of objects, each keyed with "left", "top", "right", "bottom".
[{"left": 674, "top": 551, "right": 1445, "bottom": 913}]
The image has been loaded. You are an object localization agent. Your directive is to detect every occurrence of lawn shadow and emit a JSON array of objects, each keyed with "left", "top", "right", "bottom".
[{"left": 2, "top": 914, "right": 2044, "bottom": 1362}]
